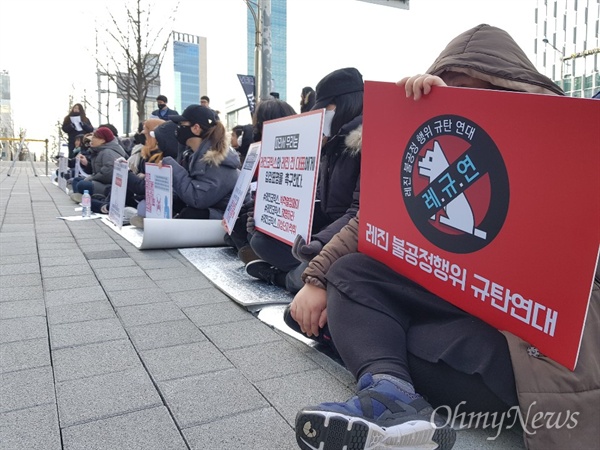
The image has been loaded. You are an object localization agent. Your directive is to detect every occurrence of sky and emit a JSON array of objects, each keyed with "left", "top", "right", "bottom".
[{"left": 0, "top": 0, "right": 538, "bottom": 156}]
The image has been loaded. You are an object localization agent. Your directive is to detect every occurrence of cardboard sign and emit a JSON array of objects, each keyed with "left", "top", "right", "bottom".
[
  {"left": 57, "top": 156, "right": 68, "bottom": 192},
  {"left": 254, "top": 110, "right": 324, "bottom": 245},
  {"left": 223, "top": 142, "right": 261, "bottom": 234},
  {"left": 145, "top": 163, "right": 173, "bottom": 219},
  {"left": 108, "top": 159, "right": 129, "bottom": 228},
  {"left": 359, "top": 81, "right": 600, "bottom": 370}
]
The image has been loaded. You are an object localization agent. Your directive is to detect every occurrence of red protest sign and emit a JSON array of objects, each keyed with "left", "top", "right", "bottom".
[{"left": 359, "top": 81, "right": 599, "bottom": 370}]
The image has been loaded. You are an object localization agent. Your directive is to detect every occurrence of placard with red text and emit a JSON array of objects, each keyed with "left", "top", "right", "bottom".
[{"left": 254, "top": 110, "right": 324, "bottom": 245}]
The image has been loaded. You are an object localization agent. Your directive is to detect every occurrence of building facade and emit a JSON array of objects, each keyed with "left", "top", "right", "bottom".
[
  {"left": 171, "top": 32, "right": 208, "bottom": 111},
  {"left": 247, "top": 0, "right": 287, "bottom": 100},
  {"left": 0, "top": 70, "right": 15, "bottom": 159},
  {"left": 534, "top": 0, "right": 600, "bottom": 97}
]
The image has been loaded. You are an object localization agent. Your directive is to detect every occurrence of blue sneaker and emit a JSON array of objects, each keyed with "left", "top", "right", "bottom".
[{"left": 295, "top": 373, "right": 456, "bottom": 450}]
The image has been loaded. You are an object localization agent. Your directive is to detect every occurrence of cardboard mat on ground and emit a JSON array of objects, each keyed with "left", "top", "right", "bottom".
[
  {"left": 179, "top": 246, "right": 294, "bottom": 307},
  {"left": 101, "top": 217, "right": 226, "bottom": 249}
]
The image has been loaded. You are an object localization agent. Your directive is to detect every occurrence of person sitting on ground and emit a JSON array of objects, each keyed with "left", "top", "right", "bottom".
[
  {"left": 224, "top": 99, "right": 297, "bottom": 264},
  {"left": 245, "top": 68, "right": 363, "bottom": 295},
  {"left": 300, "top": 86, "right": 316, "bottom": 113},
  {"left": 70, "top": 126, "right": 127, "bottom": 202},
  {"left": 126, "top": 119, "right": 182, "bottom": 226},
  {"left": 127, "top": 122, "right": 146, "bottom": 174},
  {"left": 231, "top": 123, "right": 254, "bottom": 167},
  {"left": 130, "top": 104, "right": 240, "bottom": 226},
  {"left": 290, "top": 24, "right": 596, "bottom": 450}
]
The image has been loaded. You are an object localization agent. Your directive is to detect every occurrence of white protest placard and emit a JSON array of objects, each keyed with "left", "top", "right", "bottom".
[
  {"left": 254, "top": 109, "right": 324, "bottom": 246},
  {"left": 145, "top": 163, "right": 173, "bottom": 219},
  {"left": 108, "top": 159, "right": 129, "bottom": 228},
  {"left": 223, "top": 142, "right": 261, "bottom": 234},
  {"left": 58, "top": 155, "right": 68, "bottom": 192}
]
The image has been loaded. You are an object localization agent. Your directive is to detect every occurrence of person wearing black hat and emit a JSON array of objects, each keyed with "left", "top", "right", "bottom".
[
  {"left": 245, "top": 67, "right": 364, "bottom": 297},
  {"left": 150, "top": 95, "right": 179, "bottom": 121},
  {"left": 157, "top": 104, "right": 242, "bottom": 220}
]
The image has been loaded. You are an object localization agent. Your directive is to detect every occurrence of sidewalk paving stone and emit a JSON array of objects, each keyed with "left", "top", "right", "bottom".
[
  {"left": 49, "top": 318, "right": 128, "bottom": 350},
  {"left": 106, "top": 288, "right": 171, "bottom": 307},
  {"left": 183, "top": 407, "right": 297, "bottom": 450},
  {"left": 254, "top": 369, "right": 355, "bottom": 425},
  {"left": 159, "top": 368, "right": 269, "bottom": 429},
  {"left": 140, "top": 341, "right": 233, "bottom": 382},
  {"left": 0, "top": 299, "right": 46, "bottom": 319},
  {"left": 0, "top": 273, "right": 42, "bottom": 288},
  {"left": 0, "top": 316, "right": 48, "bottom": 344},
  {"left": 52, "top": 339, "right": 142, "bottom": 382},
  {"left": 88, "top": 258, "right": 137, "bottom": 269},
  {"left": 116, "top": 302, "right": 187, "bottom": 327},
  {"left": 39, "top": 255, "right": 89, "bottom": 267},
  {"left": 101, "top": 276, "right": 158, "bottom": 292},
  {"left": 154, "top": 276, "right": 212, "bottom": 293},
  {"left": 56, "top": 367, "right": 163, "bottom": 427},
  {"left": 167, "top": 288, "right": 229, "bottom": 308},
  {"left": 0, "top": 366, "right": 56, "bottom": 413},
  {"left": 1, "top": 285, "right": 43, "bottom": 302},
  {"left": 0, "top": 338, "right": 50, "bottom": 374},
  {"left": 61, "top": 406, "right": 188, "bottom": 450},
  {"left": 45, "top": 286, "right": 108, "bottom": 308},
  {"left": 0, "top": 262, "right": 40, "bottom": 275},
  {"left": 135, "top": 258, "right": 188, "bottom": 270},
  {"left": 43, "top": 275, "right": 100, "bottom": 291},
  {"left": 0, "top": 404, "right": 62, "bottom": 450},
  {"left": 42, "top": 265, "right": 93, "bottom": 278},
  {"left": 83, "top": 249, "right": 129, "bottom": 260},
  {"left": 201, "top": 318, "right": 282, "bottom": 350},
  {"left": 225, "top": 340, "right": 320, "bottom": 383},
  {"left": 127, "top": 318, "right": 207, "bottom": 351},
  {"left": 47, "top": 300, "right": 115, "bottom": 325},
  {"left": 184, "top": 301, "right": 254, "bottom": 327},
  {"left": 93, "top": 265, "right": 147, "bottom": 280}
]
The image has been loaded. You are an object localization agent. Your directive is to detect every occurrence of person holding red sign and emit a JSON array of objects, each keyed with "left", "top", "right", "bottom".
[{"left": 292, "top": 24, "right": 598, "bottom": 450}]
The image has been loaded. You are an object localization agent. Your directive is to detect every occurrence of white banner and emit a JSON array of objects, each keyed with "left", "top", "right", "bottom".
[
  {"left": 108, "top": 159, "right": 129, "bottom": 228},
  {"left": 254, "top": 110, "right": 324, "bottom": 246},
  {"left": 223, "top": 142, "right": 261, "bottom": 234},
  {"left": 145, "top": 163, "right": 173, "bottom": 219}
]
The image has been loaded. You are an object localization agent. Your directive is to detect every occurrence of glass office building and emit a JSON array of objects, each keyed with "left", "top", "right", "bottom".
[
  {"left": 247, "top": 0, "right": 287, "bottom": 100},
  {"left": 534, "top": 0, "right": 599, "bottom": 97},
  {"left": 172, "top": 32, "right": 208, "bottom": 110}
]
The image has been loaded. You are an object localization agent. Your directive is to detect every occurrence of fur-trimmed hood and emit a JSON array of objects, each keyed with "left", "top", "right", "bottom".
[
  {"left": 427, "top": 24, "right": 564, "bottom": 96},
  {"left": 340, "top": 115, "right": 363, "bottom": 157}
]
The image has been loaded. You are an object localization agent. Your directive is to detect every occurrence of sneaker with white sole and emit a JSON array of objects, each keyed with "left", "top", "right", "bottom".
[
  {"left": 295, "top": 373, "right": 456, "bottom": 450},
  {"left": 70, "top": 192, "right": 83, "bottom": 203}
]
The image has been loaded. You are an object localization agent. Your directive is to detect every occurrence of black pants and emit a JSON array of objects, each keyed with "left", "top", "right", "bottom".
[
  {"left": 249, "top": 231, "right": 305, "bottom": 293},
  {"left": 326, "top": 252, "right": 518, "bottom": 414}
]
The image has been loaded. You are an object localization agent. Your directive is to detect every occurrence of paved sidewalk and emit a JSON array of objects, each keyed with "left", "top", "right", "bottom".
[{"left": 0, "top": 161, "right": 525, "bottom": 450}]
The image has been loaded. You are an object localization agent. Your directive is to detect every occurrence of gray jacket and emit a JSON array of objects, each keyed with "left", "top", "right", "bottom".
[{"left": 86, "top": 140, "right": 128, "bottom": 194}]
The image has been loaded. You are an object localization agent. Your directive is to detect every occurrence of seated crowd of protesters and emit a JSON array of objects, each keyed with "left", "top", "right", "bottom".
[{"left": 54, "top": 23, "right": 598, "bottom": 450}]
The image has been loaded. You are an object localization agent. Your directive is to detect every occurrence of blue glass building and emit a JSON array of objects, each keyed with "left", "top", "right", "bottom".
[
  {"left": 172, "top": 32, "right": 207, "bottom": 109},
  {"left": 247, "top": 0, "right": 287, "bottom": 100}
]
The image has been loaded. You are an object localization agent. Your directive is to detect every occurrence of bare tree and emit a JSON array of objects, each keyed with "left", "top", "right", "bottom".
[{"left": 95, "top": 0, "right": 179, "bottom": 134}]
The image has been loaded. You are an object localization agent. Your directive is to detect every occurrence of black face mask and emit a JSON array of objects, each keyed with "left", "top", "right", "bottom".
[
  {"left": 70, "top": 112, "right": 80, "bottom": 116},
  {"left": 158, "top": 103, "right": 166, "bottom": 109},
  {"left": 176, "top": 125, "right": 196, "bottom": 146}
]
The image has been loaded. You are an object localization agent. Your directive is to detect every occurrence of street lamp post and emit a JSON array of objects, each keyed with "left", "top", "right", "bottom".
[
  {"left": 244, "top": 0, "right": 272, "bottom": 102},
  {"left": 542, "top": 37, "right": 565, "bottom": 80},
  {"left": 244, "top": 0, "right": 262, "bottom": 101}
]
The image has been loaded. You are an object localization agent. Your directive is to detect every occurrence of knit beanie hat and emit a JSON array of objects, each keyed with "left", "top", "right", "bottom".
[{"left": 93, "top": 126, "right": 115, "bottom": 143}]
